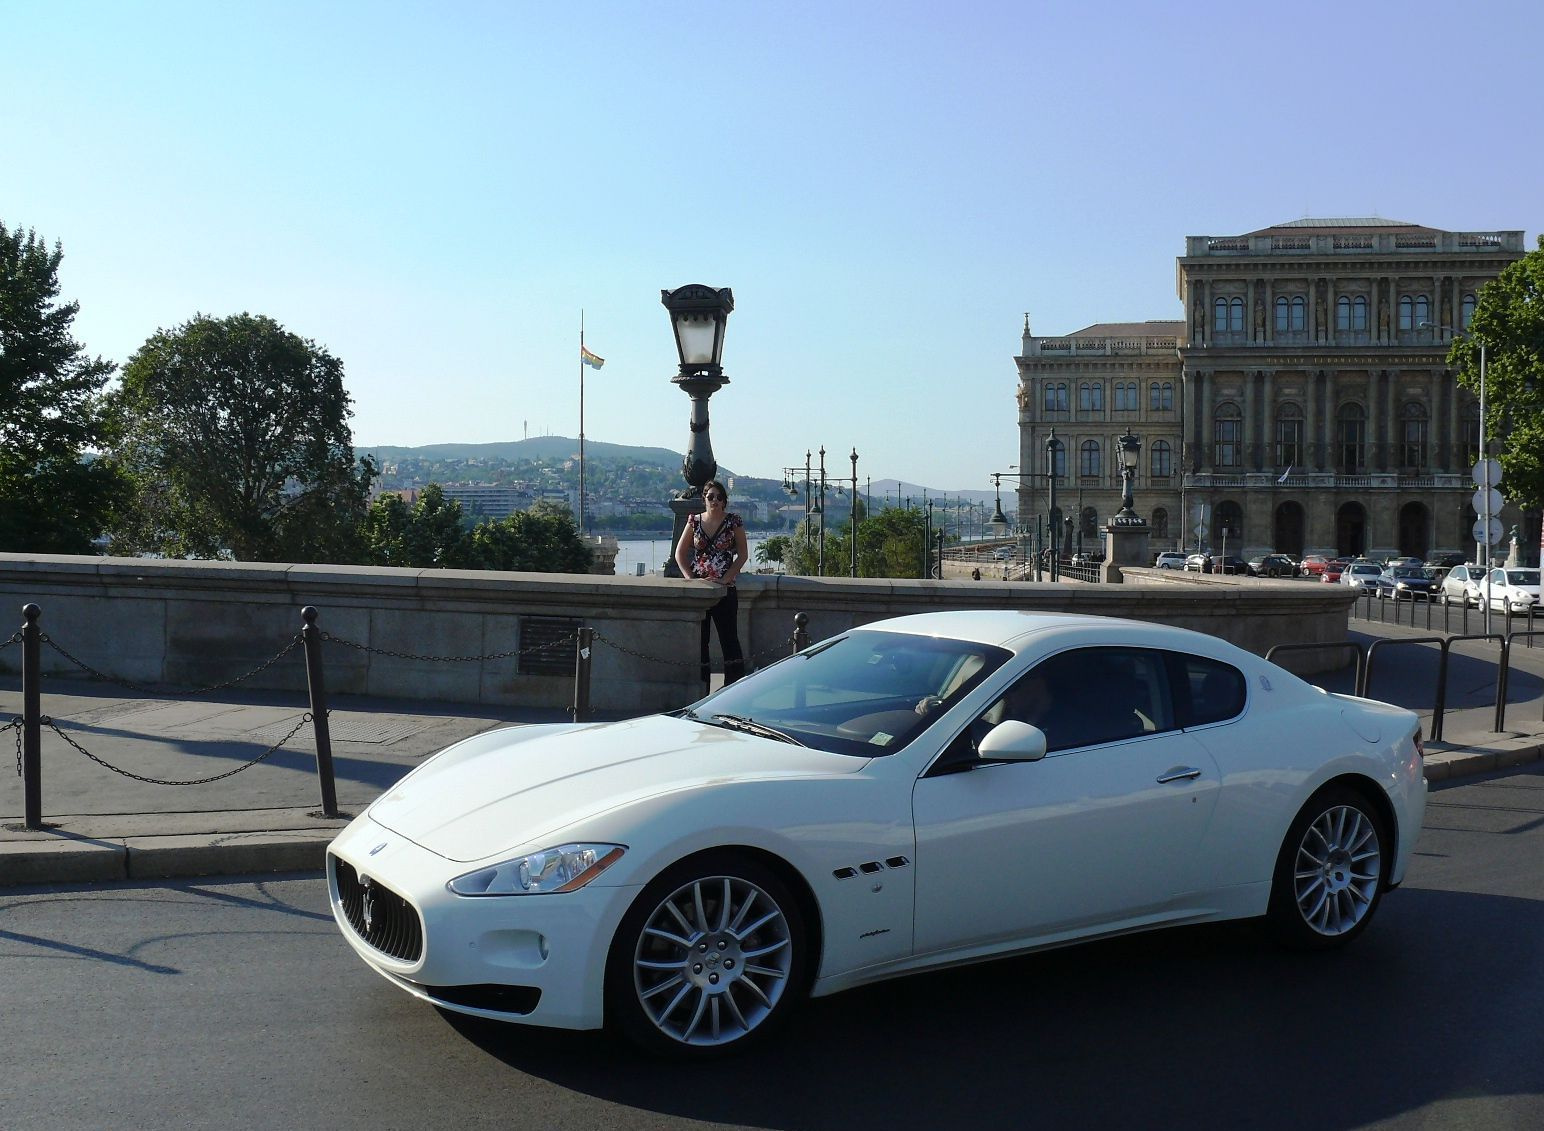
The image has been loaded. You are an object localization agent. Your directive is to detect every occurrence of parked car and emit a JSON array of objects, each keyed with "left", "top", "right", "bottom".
[
  {"left": 1384, "top": 556, "right": 1424, "bottom": 569},
  {"left": 1154, "top": 552, "right": 1188, "bottom": 569},
  {"left": 1341, "top": 561, "right": 1384, "bottom": 590},
  {"left": 1371, "top": 565, "right": 1439, "bottom": 601},
  {"left": 1439, "top": 564, "right": 1483, "bottom": 607},
  {"left": 326, "top": 610, "right": 1426, "bottom": 1057},
  {"left": 993, "top": 547, "right": 1015, "bottom": 561},
  {"left": 1184, "top": 553, "right": 1212, "bottom": 572},
  {"left": 1299, "top": 555, "right": 1330, "bottom": 577},
  {"left": 1484, "top": 567, "right": 1541, "bottom": 613},
  {"left": 1321, "top": 562, "right": 1345, "bottom": 584},
  {"left": 1249, "top": 554, "right": 1297, "bottom": 578},
  {"left": 1426, "top": 552, "right": 1467, "bottom": 570}
]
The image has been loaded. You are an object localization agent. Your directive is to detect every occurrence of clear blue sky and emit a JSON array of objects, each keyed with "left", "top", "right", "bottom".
[{"left": 5, "top": 0, "right": 1539, "bottom": 493}]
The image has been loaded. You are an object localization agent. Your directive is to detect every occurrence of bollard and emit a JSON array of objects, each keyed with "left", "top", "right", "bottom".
[
  {"left": 21, "top": 603, "right": 42, "bottom": 829},
  {"left": 571, "top": 626, "right": 593, "bottom": 723},
  {"left": 299, "top": 606, "right": 340, "bottom": 818},
  {"left": 792, "top": 612, "right": 810, "bottom": 654}
]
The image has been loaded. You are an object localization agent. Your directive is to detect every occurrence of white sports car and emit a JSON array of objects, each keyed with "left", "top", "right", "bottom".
[{"left": 327, "top": 610, "right": 1426, "bottom": 1057}]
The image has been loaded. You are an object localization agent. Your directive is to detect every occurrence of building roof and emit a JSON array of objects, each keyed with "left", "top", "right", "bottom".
[
  {"left": 1067, "top": 321, "right": 1184, "bottom": 338},
  {"left": 1246, "top": 216, "right": 1432, "bottom": 235}
]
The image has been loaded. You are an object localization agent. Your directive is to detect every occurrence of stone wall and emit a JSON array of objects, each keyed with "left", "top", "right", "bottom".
[{"left": 0, "top": 554, "right": 1357, "bottom": 715}]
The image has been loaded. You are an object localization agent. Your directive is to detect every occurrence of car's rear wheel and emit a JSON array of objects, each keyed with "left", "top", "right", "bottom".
[
  {"left": 606, "top": 853, "right": 807, "bottom": 1057},
  {"left": 1267, "top": 786, "right": 1387, "bottom": 948}
]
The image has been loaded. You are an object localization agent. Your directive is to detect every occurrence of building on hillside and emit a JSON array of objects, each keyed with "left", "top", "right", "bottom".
[{"left": 1015, "top": 218, "right": 1530, "bottom": 561}]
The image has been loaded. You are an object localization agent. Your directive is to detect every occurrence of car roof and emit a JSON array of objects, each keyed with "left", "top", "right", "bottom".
[{"left": 853, "top": 609, "right": 1249, "bottom": 661}]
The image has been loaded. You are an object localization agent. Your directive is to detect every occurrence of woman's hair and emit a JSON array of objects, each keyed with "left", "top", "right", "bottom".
[{"left": 703, "top": 479, "right": 729, "bottom": 502}]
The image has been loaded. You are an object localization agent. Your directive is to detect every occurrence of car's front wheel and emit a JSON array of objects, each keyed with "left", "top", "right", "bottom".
[
  {"left": 606, "top": 853, "right": 807, "bottom": 1057},
  {"left": 1267, "top": 786, "right": 1387, "bottom": 948}
]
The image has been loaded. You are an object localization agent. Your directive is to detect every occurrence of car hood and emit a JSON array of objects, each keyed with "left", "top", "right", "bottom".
[{"left": 368, "top": 714, "right": 867, "bottom": 863}]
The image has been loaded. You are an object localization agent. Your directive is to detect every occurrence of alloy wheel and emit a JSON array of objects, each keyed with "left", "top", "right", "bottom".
[{"left": 1292, "top": 803, "right": 1383, "bottom": 936}]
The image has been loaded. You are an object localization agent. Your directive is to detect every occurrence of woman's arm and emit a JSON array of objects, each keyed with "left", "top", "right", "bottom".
[
  {"left": 674, "top": 523, "right": 696, "bottom": 578},
  {"left": 728, "top": 519, "right": 749, "bottom": 584}
]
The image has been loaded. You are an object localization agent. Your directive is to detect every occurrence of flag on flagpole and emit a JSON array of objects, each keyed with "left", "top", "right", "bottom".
[
  {"left": 1277, "top": 465, "right": 1293, "bottom": 483},
  {"left": 580, "top": 345, "right": 605, "bottom": 369}
]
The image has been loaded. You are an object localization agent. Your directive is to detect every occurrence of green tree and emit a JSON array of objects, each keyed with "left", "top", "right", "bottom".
[
  {"left": 784, "top": 501, "right": 930, "bottom": 578},
  {"left": 1452, "top": 236, "right": 1544, "bottom": 508},
  {"left": 0, "top": 223, "right": 124, "bottom": 552},
  {"left": 362, "top": 484, "right": 468, "bottom": 567},
  {"left": 755, "top": 533, "right": 790, "bottom": 568},
  {"left": 459, "top": 501, "right": 594, "bottom": 573},
  {"left": 113, "top": 313, "right": 376, "bottom": 561}
]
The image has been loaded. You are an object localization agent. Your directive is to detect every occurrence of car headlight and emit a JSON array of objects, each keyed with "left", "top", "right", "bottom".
[{"left": 448, "top": 843, "right": 625, "bottom": 896}]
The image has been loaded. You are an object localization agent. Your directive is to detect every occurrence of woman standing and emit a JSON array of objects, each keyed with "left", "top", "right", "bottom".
[{"left": 674, "top": 479, "right": 748, "bottom": 689}]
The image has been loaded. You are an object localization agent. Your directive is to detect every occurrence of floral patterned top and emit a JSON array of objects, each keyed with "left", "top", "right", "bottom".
[{"left": 688, "top": 511, "right": 743, "bottom": 581}]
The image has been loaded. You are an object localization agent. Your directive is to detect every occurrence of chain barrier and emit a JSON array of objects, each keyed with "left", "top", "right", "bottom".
[
  {"left": 7, "top": 716, "right": 20, "bottom": 777},
  {"left": 1, "top": 630, "right": 21, "bottom": 652},
  {"left": 318, "top": 630, "right": 576, "bottom": 665},
  {"left": 41, "top": 634, "right": 304, "bottom": 696},
  {"left": 42, "top": 712, "right": 315, "bottom": 787},
  {"left": 590, "top": 630, "right": 800, "bottom": 671}
]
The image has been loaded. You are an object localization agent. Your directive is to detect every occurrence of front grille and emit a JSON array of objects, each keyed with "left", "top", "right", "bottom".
[{"left": 333, "top": 855, "right": 424, "bottom": 962}]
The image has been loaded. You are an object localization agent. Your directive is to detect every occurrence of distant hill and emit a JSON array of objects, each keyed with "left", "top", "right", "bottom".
[{"left": 356, "top": 436, "right": 727, "bottom": 473}]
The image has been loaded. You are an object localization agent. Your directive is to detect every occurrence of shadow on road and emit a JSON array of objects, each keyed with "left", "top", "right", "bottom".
[{"left": 441, "top": 885, "right": 1544, "bottom": 1130}]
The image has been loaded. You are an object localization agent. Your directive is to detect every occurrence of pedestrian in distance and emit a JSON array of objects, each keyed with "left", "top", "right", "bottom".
[{"left": 674, "top": 480, "right": 748, "bottom": 689}]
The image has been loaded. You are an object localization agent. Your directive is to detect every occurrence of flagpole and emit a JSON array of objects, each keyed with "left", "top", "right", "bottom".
[{"left": 579, "top": 311, "right": 586, "bottom": 534}]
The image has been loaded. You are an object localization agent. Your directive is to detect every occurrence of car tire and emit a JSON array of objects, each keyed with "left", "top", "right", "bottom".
[
  {"left": 1266, "top": 786, "right": 1387, "bottom": 949},
  {"left": 605, "top": 852, "right": 808, "bottom": 1057}
]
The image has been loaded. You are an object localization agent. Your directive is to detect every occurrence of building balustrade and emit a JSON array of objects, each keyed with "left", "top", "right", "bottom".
[
  {"left": 1187, "top": 230, "right": 1522, "bottom": 258},
  {"left": 1026, "top": 336, "right": 1179, "bottom": 357}
]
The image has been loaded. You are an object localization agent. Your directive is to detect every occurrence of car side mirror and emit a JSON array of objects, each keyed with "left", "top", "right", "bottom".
[{"left": 977, "top": 720, "right": 1049, "bottom": 763}]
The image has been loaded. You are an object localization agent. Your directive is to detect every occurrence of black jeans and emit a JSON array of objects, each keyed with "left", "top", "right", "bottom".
[{"left": 700, "top": 585, "right": 744, "bottom": 687}]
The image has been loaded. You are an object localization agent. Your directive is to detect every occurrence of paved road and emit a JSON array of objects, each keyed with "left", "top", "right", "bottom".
[{"left": 6, "top": 766, "right": 1543, "bottom": 1131}]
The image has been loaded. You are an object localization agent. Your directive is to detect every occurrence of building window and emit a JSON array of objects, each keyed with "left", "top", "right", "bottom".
[
  {"left": 1215, "top": 501, "right": 1244, "bottom": 548},
  {"left": 1214, "top": 297, "right": 1245, "bottom": 333},
  {"left": 1337, "top": 296, "right": 1368, "bottom": 331},
  {"left": 1080, "top": 439, "right": 1102, "bottom": 478},
  {"left": 1337, "top": 403, "right": 1366, "bottom": 472},
  {"left": 1150, "top": 440, "right": 1172, "bottom": 479},
  {"left": 1399, "top": 294, "right": 1431, "bottom": 331},
  {"left": 1462, "top": 293, "right": 1477, "bottom": 328},
  {"left": 1150, "top": 381, "right": 1174, "bottom": 411},
  {"left": 1114, "top": 381, "right": 1138, "bottom": 411},
  {"left": 1400, "top": 402, "right": 1429, "bottom": 468},
  {"left": 1214, "top": 402, "right": 1242, "bottom": 468},
  {"left": 1043, "top": 381, "right": 1068, "bottom": 412},
  {"left": 1276, "top": 295, "right": 1306, "bottom": 332},
  {"left": 1275, "top": 403, "right": 1304, "bottom": 468},
  {"left": 1049, "top": 438, "right": 1066, "bottom": 481},
  {"left": 1152, "top": 507, "right": 1169, "bottom": 540},
  {"left": 1078, "top": 382, "right": 1104, "bottom": 411},
  {"left": 1463, "top": 402, "right": 1480, "bottom": 464}
]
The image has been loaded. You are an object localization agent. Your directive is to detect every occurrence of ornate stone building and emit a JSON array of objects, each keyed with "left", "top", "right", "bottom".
[{"left": 1016, "top": 218, "right": 1529, "bottom": 560}]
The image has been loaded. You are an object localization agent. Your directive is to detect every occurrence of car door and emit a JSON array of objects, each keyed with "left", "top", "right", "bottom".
[{"left": 911, "top": 647, "right": 1221, "bottom": 956}]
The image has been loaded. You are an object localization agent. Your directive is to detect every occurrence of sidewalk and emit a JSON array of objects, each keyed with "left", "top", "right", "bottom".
[{"left": 4, "top": 629, "right": 1542, "bottom": 887}]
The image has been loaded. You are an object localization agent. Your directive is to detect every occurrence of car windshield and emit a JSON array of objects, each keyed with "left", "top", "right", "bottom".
[
  {"left": 683, "top": 630, "right": 1011, "bottom": 757},
  {"left": 1391, "top": 567, "right": 1425, "bottom": 579},
  {"left": 1506, "top": 570, "right": 1539, "bottom": 585},
  {"left": 1353, "top": 565, "right": 1380, "bottom": 574}
]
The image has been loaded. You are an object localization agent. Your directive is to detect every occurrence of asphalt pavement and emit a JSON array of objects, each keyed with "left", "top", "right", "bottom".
[{"left": 4, "top": 610, "right": 1543, "bottom": 887}]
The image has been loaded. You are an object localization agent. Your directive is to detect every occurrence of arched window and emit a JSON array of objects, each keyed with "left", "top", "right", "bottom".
[
  {"left": 1399, "top": 296, "right": 1413, "bottom": 330},
  {"left": 1152, "top": 507, "right": 1169, "bottom": 540},
  {"left": 1080, "top": 439, "right": 1102, "bottom": 478},
  {"left": 1078, "top": 382, "right": 1104, "bottom": 411},
  {"left": 1336, "top": 296, "right": 1351, "bottom": 330},
  {"left": 1231, "top": 297, "right": 1244, "bottom": 331},
  {"left": 1353, "top": 296, "right": 1368, "bottom": 330},
  {"left": 1214, "top": 297, "right": 1229, "bottom": 332},
  {"left": 1275, "top": 296, "right": 1289, "bottom": 331},
  {"left": 1400, "top": 401, "right": 1429, "bottom": 468},
  {"left": 1291, "top": 296, "right": 1306, "bottom": 331},
  {"left": 1337, "top": 402, "right": 1366, "bottom": 472},
  {"left": 1043, "top": 381, "right": 1068, "bottom": 412},
  {"left": 1461, "top": 293, "right": 1477, "bottom": 328},
  {"left": 1414, "top": 294, "right": 1430, "bottom": 326},
  {"left": 1113, "top": 381, "right": 1137, "bottom": 411},
  {"left": 1049, "top": 438, "right": 1066, "bottom": 481},
  {"left": 1150, "top": 381, "right": 1174, "bottom": 411},
  {"left": 1151, "top": 440, "right": 1172, "bottom": 479},
  {"left": 1275, "top": 402, "right": 1304, "bottom": 468},
  {"left": 1214, "top": 297, "right": 1244, "bottom": 332},
  {"left": 1214, "top": 402, "right": 1242, "bottom": 468}
]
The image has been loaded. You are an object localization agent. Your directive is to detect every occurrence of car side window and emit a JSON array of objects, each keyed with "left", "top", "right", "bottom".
[
  {"left": 963, "top": 647, "right": 1177, "bottom": 757},
  {"left": 1174, "top": 655, "right": 1247, "bottom": 727}
]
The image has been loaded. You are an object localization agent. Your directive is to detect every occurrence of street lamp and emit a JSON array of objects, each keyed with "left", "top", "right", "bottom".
[
  {"left": 1424, "top": 320, "right": 1492, "bottom": 634},
  {"left": 1110, "top": 428, "right": 1146, "bottom": 527},
  {"left": 849, "top": 448, "right": 859, "bottom": 578},
  {"left": 661, "top": 284, "right": 734, "bottom": 577}
]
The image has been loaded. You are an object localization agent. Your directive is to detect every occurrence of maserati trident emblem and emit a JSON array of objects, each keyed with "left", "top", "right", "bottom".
[
  {"left": 369, "top": 841, "right": 387, "bottom": 856},
  {"left": 360, "top": 875, "right": 376, "bottom": 935}
]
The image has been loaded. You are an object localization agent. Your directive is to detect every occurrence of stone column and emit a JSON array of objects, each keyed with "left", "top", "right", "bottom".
[
  {"left": 1262, "top": 369, "right": 1276, "bottom": 468},
  {"left": 1385, "top": 369, "right": 1400, "bottom": 470},
  {"left": 1428, "top": 368, "right": 1444, "bottom": 472},
  {"left": 1446, "top": 369, "right": 1462, "bottom": 474},
  {"left": 1306, "top": 370, "right": 1320, "bottom": 471},
  {"left": 1243, "top": 369, "right": 1258, "bottom": 471}
]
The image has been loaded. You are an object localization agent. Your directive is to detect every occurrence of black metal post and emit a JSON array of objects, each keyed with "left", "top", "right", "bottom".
[
  {"left": 791, "top": 612, "right": 809, "bottom": 653},
  {"left": 299, "top": 606, "right": 339, "bottom": 818},
  {"left": 22, "top": 603, "right": 42, "bottom": 830},
  {"left": 571, "top": 626, "right": 594, "bottom": 723}
]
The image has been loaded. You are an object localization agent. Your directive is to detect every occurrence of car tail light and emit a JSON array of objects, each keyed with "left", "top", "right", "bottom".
[{"left": 1413, "top": 726, "right": 1425, "bottom": 760}]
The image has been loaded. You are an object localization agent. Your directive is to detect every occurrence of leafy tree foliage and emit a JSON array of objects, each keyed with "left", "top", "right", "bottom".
[
  {"left": 0, "top": 223, "right": 123, "bottom": 552},
  {"left": 113, "top": 313, "right": 376, "bottom": 561},
  {"left": 755, "top": 534, "right": 790, "bottom": 567},
  {"left": 1452, "top": 237, "right": 1544, "bottom": 508},
  {"left": 362, "top": 484, "right": 469, "bottom": 567},
  {"left": 783, "top": 502, "right": 937, "bottom": 578},
  {"left": 459, "top": 501, "right": 594, "bottom": 573}
]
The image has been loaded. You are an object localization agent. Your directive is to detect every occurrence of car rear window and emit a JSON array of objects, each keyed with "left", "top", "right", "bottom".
[{"left": 1176, "top": 656, "right": 1246, "bottom": 727}]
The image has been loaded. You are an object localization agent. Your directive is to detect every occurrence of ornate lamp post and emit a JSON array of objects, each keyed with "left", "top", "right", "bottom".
[
  {"left": 849, "top": 448, "right": 859, "bottom": 578},
  {"left": 1111, "top": 428, "right": 1146, "bottom": 527},
  {"left": 661, "top": 284, "right": 734, "bottom": 577}
]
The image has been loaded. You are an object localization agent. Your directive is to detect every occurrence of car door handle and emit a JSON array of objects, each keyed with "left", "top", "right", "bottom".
[{"left": 1157, "top": 766, "right": 1203, "bottom": 783}]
